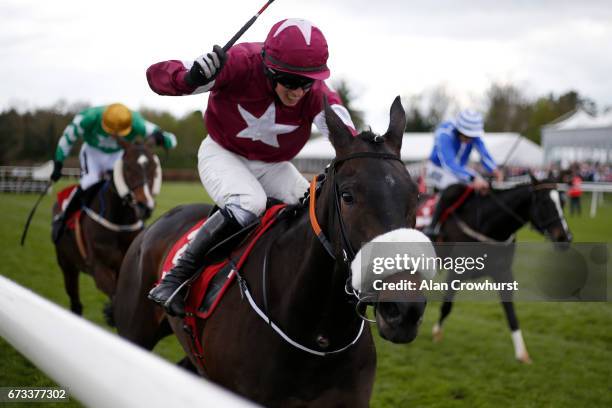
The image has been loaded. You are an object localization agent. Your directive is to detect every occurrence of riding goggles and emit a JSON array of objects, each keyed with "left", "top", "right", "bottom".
[{"left": 266, "top": 67, "right": 315, "bottom": 91}]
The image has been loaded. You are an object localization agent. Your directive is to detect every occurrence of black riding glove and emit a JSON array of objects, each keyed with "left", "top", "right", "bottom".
[
  {"left": 150, "top": 130, "right": 165, "bottom": 147},
  {"left": 186, "top": 45, "right": 228, "bottom": 87},
  {"left": 51, "top": 160, "right": 63, "bottom": 182}
]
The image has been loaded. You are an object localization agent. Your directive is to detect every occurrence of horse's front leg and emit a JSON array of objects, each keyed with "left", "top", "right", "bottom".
[
  {"left": 433, "top": 272, "right": 457, "bottom": 342},
  {"left": 92, "top": 263, "right": 118, "bottom": 298},
  {"left": 57, "top": 254, "right": 83, "bottom": 315},
  {"left": 494, "top": 258, "right": 531, "bottom": 364},
  {"left": 500, "top": 300, "right": 531, "bottom": 364}
]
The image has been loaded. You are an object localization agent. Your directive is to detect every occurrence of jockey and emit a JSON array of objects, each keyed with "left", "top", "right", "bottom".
[
  {"left": 423, "top": 110, "right": 503, "bottom": 239},
  {"left": 146, "top": 18, "right": 356, "bottom": 316},
  {"left": 51, "top": 103, "right": 177, "bottom": 242}
]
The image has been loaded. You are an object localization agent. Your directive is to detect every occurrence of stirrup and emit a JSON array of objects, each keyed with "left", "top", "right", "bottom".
[{"left": 161, "top": 280, "right": 191, "bottom": 310}]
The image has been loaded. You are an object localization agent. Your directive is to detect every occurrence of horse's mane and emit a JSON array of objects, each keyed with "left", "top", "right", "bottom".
[
  {"left": 357, "top": 130, "right": 386, "bottom": 145},
  {"left": 490, "top": 179, "right": 557, "bottom": 193}
]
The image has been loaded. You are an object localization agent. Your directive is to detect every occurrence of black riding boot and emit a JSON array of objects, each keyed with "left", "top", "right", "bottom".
[
  {"left": 52, "top": 186, "right": 86, "bottom": 243},
  {"left": 148, "top": 209, "right": 242, "bottom": 317},
  {"left": 423, "top": 184, "right": 466, "bottom": 240}
]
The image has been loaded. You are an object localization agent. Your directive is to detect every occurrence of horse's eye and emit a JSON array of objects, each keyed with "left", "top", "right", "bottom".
[{"left": 341, "top": 192, "right": 354, "bottom": 204}]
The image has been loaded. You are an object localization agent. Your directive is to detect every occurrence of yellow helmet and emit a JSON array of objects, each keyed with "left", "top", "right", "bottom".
[{"left": 102, "top": 103, "right": 132, "bottom": 137}]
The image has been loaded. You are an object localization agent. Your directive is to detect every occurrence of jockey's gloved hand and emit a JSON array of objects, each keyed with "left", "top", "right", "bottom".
[
  {"left": 187, "top": 45, "right": 227, "bottom": 87},
  {"left": 50, "top": 160, "right": 63, "bottom": 182},
  {"left": 150, "top": 130, "right": 165, "bottom": 147},
  {"left": 471, "top": 176, "right": 489, "bottom": 193}
]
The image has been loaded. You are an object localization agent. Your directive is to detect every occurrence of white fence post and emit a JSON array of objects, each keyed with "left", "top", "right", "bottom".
[
  {"left": 590, "top": 191, "right": 599, "bottom": 218},
  {"left": 0, "top": 276, "right": 256, "bottom": 408}
]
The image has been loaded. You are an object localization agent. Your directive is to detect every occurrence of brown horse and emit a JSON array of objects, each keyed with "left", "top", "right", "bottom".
[
  {"left": 428, "top": 176, "right": 572, "bottom": 363},
  {"left": 53, "top": 138, "right": 161, "bottom": 318},
  {"left": 113, "top": 97, "right": 433, "bottom": 407}
]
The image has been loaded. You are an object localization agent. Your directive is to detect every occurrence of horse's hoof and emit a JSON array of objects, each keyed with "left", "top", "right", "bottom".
[
  {"left": 432, "top": 323, "right": 443, "bottom": 342},
  {"left": 516, "top": 353, "right": 532, "bottom": 364},
  {"left": 71, "top": 304, "right": 83, "bottom": 316}
]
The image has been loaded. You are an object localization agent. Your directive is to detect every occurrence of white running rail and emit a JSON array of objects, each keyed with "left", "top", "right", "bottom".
[{"left": 0, "top": 276, "right": 256, "bottom": 408}]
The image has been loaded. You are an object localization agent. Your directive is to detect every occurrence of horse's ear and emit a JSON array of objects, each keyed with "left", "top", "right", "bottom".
[
  {"left": 384, "top": 96, "right": 406, "bottom": 154},
  {"left": 324, "top": 95, "right": 353, "bottom": 152}
]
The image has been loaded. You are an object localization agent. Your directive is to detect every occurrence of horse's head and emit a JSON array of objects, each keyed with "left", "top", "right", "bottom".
[
  {"left": 528, "top": 172, "right": 572, "bottom": 243},
  {"left": 320, "top": 96, "right": 433, "bottom": 343},
  {"left": 112, "top": 137, "right": 161, "bottom": 220}
]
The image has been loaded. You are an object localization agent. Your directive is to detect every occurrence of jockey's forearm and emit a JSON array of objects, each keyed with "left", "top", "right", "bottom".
[{"left": 146, "top": 60, "right": 206, "bottom": 96}]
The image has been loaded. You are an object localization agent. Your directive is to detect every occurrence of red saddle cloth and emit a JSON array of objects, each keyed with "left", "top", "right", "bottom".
[
  {"left": 159, "top": 204, "right": 286, "bottom": 369},
  {"left": 56, "top": 185, "right": 82, "bottom": 229},
  {"left": 159, "top": 204, "right": 287, "bottom": 319},
  {"left": 415, "top": 194, "right": 439, "bottom": 230},
  {"left": 415, "top": 186, "right": 474, "bottom": 231}
]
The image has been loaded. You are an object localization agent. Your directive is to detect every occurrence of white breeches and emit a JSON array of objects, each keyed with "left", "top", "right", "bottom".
[
  {"left": 425, "top": 162, "right": 463, "bottom": 191},
  {"left": 79, "top": 144, "right": 123, "bottom": 190},
  {"left": 197, "top": 136, "right": 309, "bottom": 226}
]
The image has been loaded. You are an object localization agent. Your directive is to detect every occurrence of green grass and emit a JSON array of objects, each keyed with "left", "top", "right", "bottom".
[{"left": 1, "top": 183, "right": 611, "bottom": 407}]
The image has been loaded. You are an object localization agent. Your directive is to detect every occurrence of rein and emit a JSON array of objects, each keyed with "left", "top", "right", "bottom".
[
  {"left": 236, "top": 272, "right": 366, "bottom": 357},
  {"left": 462, "top": 183, "right": 562, "bottom": 242},
  {"left": 81, "top": 180, "right": 145, "bottom": 233},
  {"left": 489, "top": 183, "right": 562, "bottom": 234},
  {"left": 82, "top": 207, "right": 144, "bottom": 232}
]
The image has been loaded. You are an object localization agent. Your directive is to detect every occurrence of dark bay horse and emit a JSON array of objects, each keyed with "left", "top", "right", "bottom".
[
  {"left": 428, "top": 175, "right": 572, "bottom": 363},
  {"left": 53, "top": 138, "right": 161, "bottom": 317},
  {"left": 113, "top": 97, "right": 433, "bottom": 407}
]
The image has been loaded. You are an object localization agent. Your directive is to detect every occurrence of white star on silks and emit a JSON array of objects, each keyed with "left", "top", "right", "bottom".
[
  {"left": 274, "top": 18, "right": 313, "bottom": 45},
  {"left": 236, "top": 103, "right": 298, "bottom": 148}
]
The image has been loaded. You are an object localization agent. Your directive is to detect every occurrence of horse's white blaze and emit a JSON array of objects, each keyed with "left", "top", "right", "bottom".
[
  {"left": 137, "top": 154, "right": 149, "bottom": 166},
  {"left": 549, "top": 190, "right": 569, "bottom": 234},
  {"left": 511, "top": 329, "right": 528, "bottom": 359},
  {"left": 152, "top": 155, "right": 162, "bottom": 196},
  {"left": 143, "top": 183, "right": 155, "bottom": 209},
  {"left": 351, "top": 228, "right": 436, "bottom": 293},
  {"left": 112, "top": 158, "right": 130, "bottom": 198}
]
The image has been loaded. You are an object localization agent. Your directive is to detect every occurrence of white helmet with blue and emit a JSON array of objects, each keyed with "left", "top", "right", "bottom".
[{"left": 455, "top": 110, "right": 484, "bottom": 138}]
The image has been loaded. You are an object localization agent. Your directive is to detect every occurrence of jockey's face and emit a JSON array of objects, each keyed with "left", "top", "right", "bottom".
[
  {"left": 458, "top": 133, "right": 473, "bottom": 143},
  {"left": 275, "top": 83, "right": 309, "bottom": 106}
]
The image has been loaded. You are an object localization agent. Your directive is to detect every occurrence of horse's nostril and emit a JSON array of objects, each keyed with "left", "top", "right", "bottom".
[{"left": 382, "top": 303, "right": 401, "bottom": 322}]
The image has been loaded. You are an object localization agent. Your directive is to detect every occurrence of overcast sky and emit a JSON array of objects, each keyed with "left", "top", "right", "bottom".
[{"left": 2, "top": 0, "right": 611, "bottom": 131}]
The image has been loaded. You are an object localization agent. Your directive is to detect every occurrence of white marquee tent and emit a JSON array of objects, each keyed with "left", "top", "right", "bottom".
[
  {"left": 294, "top": 132, "right": 543, "bottom": 174},
  {"left": 542, "top": 109, "right": 612, "bottom": 165}
]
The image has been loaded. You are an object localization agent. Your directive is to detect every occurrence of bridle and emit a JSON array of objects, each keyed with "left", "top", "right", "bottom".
[
  {"left": 487, "top": 183, "right": 566, "bottom": 237},
  {"left": 82, "top": 150, "right": 158, "bottom": 232},
  {"left": 309, "top": 151, "right": 404, "bottom": 265},
  {"left": 309, "top": 151, "right": 405, "bottom": 321}
]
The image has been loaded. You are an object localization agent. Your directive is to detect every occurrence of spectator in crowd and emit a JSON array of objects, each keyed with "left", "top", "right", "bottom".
[{"left": 567, "top": 171, "right": 583, "bottom": 216}]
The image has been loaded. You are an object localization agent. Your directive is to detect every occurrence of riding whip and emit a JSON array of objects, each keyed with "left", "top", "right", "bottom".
[
  {"left": 500, "top": 133, "right": 523, "bottom": 168},
  {"left": 20, "top": 180, "right": 53, "bottom": 246},
  {"left": 222, "top": 0, "right": 276, "bottom": 52}
]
